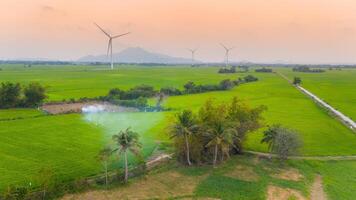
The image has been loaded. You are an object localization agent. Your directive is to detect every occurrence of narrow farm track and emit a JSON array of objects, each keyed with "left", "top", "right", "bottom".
[
  {"left": 276, "top": 71, "right": 356, "bottom": 131},
  {"left": 245, "top": 151, "right": 356, "bottom": 161}
]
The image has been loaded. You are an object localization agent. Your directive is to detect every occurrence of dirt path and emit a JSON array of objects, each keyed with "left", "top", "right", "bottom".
[
  {"left": 245, "top": 151, "right": 356, "bottom": 161},
  {"left": 311, "top": 175, "right": 327, "bottom": 200}
]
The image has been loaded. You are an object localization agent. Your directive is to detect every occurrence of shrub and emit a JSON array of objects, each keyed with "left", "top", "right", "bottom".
[
  {"left": 160, "top": 87, "right": 182, "bottom": 96},
  {"left": 293, "top": 77, "right": 302, "bottom": 85},
  {"left": 23, "top": 82, "right": 47, "bottom": 107},
  {"left": 0, "top": 82, "right": 21, "bottom": 108},
  {"left": 261, "top": 125, "right": 302, "bottom": 161},
  {"left": 292, "top": 66, "right": 325, "bottom": 73},
  {"left": 255, "top": 68, "right": 273, "bottom": 73},
  {"left": 219, "top": 79, "right": 234, "bottom": 90},
  {"left": 243, "top": 75, "right": 258, "bottom": 82}
]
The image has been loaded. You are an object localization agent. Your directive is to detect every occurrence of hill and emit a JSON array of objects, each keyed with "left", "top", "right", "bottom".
[{"left": 78, "top": 47, "right": 194, "bottom": 64}]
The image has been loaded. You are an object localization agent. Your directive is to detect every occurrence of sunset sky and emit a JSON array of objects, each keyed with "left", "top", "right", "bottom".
[{"left": 1, "top": 0, "right": 356, "bottom": 64}]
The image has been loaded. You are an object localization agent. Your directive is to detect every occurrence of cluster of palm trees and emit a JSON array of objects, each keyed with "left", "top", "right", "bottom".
[
  {"left": 98, "top": 128, "right": 142, "bottom": 186},
  {"left": 171, "top": 97, "right": 266, "bottom": 167}
]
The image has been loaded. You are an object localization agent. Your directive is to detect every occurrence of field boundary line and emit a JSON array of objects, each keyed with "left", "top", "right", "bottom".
[
  {"left": 245, "top": 150, "right": 356, "bottom": 161},
  {"left": 275, "top": 71, "right": 356, "bottom": 131}
]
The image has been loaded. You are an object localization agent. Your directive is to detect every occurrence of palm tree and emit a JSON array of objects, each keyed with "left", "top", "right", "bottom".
[
  {"left": 112, "top": 128, "right": 142, "bottom": 183},
  {"left": 205, "top": 122, "right": 237, "bottom": 168},
  {"left": 171, "top": 110, "right": 198, "bottom": 166},
  {"left": 97, "top": 147, "right": 112, "bottom": 187},
  {"left": 261, "top": 124, "right": 281, "bottom": 151}
]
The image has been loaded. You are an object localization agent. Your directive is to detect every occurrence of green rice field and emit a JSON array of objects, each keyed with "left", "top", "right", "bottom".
[{"left": 0, "top": 64, "right": 355, "bottom": 192}]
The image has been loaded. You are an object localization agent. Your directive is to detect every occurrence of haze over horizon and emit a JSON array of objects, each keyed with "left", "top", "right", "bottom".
[{"left": 1, "top": 0, "right": 356, "bottom": 64}]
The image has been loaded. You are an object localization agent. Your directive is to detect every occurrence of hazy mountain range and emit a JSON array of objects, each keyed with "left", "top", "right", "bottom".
[{"left": 78, "top": 47, "right": 195, "bottom": 64}]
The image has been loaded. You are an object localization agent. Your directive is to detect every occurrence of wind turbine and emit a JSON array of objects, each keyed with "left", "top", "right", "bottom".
[
  {"left": 220, "top": 43, "right": 234, "bottom": 68},
  {"left": 94, "top": 23, "right": 130, "bottom": 70},
  {"left": 187, "top": 48, "right": 198, "bottom": 67}
]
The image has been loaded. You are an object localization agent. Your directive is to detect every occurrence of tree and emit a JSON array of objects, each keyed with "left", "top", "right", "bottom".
[
  {"left": 261, "top": 124, "right": 281, "bottom": 151},
  {"left": 0, "top": 82, "right": 21, "bottom": 108},
  {"left": 198, "top": 100, "right": 236, "bottom": 167},
  {"left": 97, "top": 147, "right": 112, "bottom": 187},
  {"left": 184, "top": 81, "right": 196, "bottom": 93},
  {"left": 219, "top": 79, "right": 234, "bottom": 90},
  {"left": 228, "top": 97, "right": 266, "bottom": 153},
  {"left": 171, "top": 110, "right": 198, "bottom": 166},
  {"left": 293, "top": 77, "right": 302, "bottom": 85},
  {"left": 23, "top": 82, "right": 47, "bottom": 107},
  {"left": 261, "top": 125, "right": 302, "bottom": 161},
  {"left": 112, "top": 128, "right": 142, "bottom": 183},
  {"left": 205, "top": 122, "right": 237, "bottom": 167}
]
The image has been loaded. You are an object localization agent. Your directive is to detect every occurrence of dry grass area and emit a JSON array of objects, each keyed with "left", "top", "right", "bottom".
[
  {"left": 62, "top": 170, "right": 209, "bottom": 200},
  {"left": 224, "top": 164, "right": 260, "bottom": 182},
  {"left": 267, "top": 185, "right": 306, "bottom": 200},
  {"left": 272, "top": 168, "right": 304, "bottom": 181}
]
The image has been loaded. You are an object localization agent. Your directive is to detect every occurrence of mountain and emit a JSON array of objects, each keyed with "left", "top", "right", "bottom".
[{"left": 78, "top": 47, "right": 194, "bottom": 64}]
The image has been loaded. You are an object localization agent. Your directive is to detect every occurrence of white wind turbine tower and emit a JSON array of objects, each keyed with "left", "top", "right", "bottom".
[
  {"left": 220, "top": 43, "right": 234, "bottom": 68},
  {"left": 187, "top": 48, "right": 198, "bottom": 67},
  {"left": 94, "top": 23, "right": 130, "bottom": 70}
]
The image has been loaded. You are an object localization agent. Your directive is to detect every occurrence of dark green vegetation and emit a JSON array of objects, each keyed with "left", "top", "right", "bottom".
[
  {"left": 0, "top": 82, "right": 46, "bottom": 108},
  {"left": 292, "top": 66, "right": 325, "bottom": 73},
  {"left": 262, "top": 125, "right": 302, "bottom": 160},
  {"left": 171, "top": 98, "right": 265, "bottom": 166}
]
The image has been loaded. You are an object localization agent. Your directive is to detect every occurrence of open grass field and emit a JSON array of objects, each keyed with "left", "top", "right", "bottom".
[
  {"left": 278, "top": 67, "right": 356, "bottom": 120},
  {"left": 0, "top": 64, "right": 238, "bottom": 101},
  {"left": 63, "top": 154, "right": 356, "bottom": 200},
  {"left": 0, "top": 64, "right": 355, "bottom": 194}
]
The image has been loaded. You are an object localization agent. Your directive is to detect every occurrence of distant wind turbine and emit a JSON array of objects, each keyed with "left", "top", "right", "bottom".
[
  {"left": 220, "top": 43, "right": 234, "bottom": 68},
  {"left": 187, "top": 48, "right": 198, "bottom": 67},
  {"left": 94, "top": 23, "right": 130, "bottom": 70}
]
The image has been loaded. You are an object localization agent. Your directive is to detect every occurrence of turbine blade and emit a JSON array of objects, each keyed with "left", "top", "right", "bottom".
[
  {"left": 107, "top": 39, "right": 112, "bottom": 56},
  {"left": 94, "top": 22, "right": 111, "bottom": 37},
  {"left": 220, "top": 43, "right": 228, "bottom": 50},
  {"left": 112, "top": 32, "right": 131, "bottom": 39}
]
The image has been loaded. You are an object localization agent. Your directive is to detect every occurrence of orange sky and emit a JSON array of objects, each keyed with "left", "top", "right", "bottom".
[{"left": 1, "top": 0, "right": 356, "bottom": 63}]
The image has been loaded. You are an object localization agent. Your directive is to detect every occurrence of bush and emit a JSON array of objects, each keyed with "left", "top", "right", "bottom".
[
  {"left": 255, "top": 68, "right": 273, "bottom": 73},
  {"left": 23, "top": 82, "right": 47, "bottom": 107},
  {"left": 293, "top": 77, "right": 302, "bottom": 85},
  {"left": 261, "top": 125, "right": 302, "bottom": 161},
  {"left": 243, "top": 75, "right": 258, "bottom": 82},
  {"left": 0, "top": 82, "right": 22, "bottom": 108},
  {"left": 292, "top": 66, "right": 325, "bottom": 73},
  {"left": 218, "top": 66, "right": 236, "bottom": 73},
  {"left": 219, "top": 79, "right": 234, "bottom": 90},
  {"left": 160, "top": 87, "right": 182, "bottom": 96},
  {"left": 121, "top": 85, "right": 156, "bottom": 100}
]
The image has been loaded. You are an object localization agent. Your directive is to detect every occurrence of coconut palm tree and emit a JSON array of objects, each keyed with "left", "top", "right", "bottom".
[
  {"left": 171, "top": 110, "right": 198, "bottom": 166},
  {"left": 112, "top": 128, "right": 141, "bottom": 183},
  {"left": 261, "top": 124, "right": 281, "bottom": 151},
  {"left": 205, "top": 122, "right": 237, "bottom": 168},
  {"left": 97, "top": 147, "right": 112, "bottom": 187}
]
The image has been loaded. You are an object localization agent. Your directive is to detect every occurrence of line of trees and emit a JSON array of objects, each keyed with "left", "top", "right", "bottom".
[
  {"left": 0, "top": 82, "right": 47, "bottom": 108},
  {"left": 255, "top": 68, "right": 273, "bottom": 73},
  {"left": 98, "top": 75, "right": 258, "bottom": 109},
  {"left": 218, "top": 66, "right": 250, "bottom": 74},
  {"left": 170, "top": 97, "right": 266, "bottom": 166},
  {"left": 292, "top": 66, "right": 325, "bottom": 73}
]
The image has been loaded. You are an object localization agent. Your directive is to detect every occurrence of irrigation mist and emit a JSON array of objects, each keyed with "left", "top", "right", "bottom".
[{"left": 81, "top": 104, "right": 166, "bottom": 161}]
